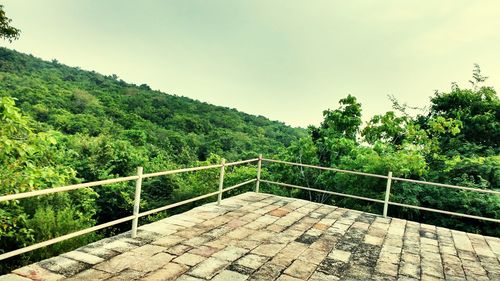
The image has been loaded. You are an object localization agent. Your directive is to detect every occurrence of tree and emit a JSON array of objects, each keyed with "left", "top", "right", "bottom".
[
  {"left": 0, "top": 97, "right": 98, "bottom": 273},
  {"left": 0, "top": 5, "right": 20, "bottom": 42},
  {"left": 0, "top": 43, "right": 305, "bottom": 273},
  {"left": 428, "top": 77, "right": 499, "bottom": 155},
  {"left": 310, "top": 94, "right": 362, "bottom": 164},
  {"left": 272, "top": 77, "right": 499, "bottom": 236},
  {"left": 316, "top": 94, "right": 362, "bottom": 141},
  {"left": 362, "top": 111, "right": 409, "bottom": 146}
]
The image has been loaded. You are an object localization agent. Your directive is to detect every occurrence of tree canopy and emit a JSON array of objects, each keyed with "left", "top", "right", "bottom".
[
  {"left": 0, "top": 47, "right": 305, "bottom": 273},
  {"left": 268, "top": 68, "right": 499, "bottom": 237},
  {"left": 0, "top": 46, "right": 498, "bottom": 273},
  {"left": 0, "top": 5, "right": 20, "bottom": 42}
]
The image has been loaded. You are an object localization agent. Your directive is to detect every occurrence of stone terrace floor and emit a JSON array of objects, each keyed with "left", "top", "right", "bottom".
[{"left": 2, "top": 192, "right": 499, "bottom": 281}]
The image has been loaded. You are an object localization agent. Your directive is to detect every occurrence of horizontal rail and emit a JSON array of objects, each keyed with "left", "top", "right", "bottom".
[
  {"left": 2, "top": 155, "right": 498, "bottom": 263},
  {"left": 0, "top": 215, "right": 135, "bottom": 261},
  {"left": 264, "top": 158, "right": 500, "bottom": 196},
  {"left": 142, "top": 164, "right": 223, "bottom": 178},
  {"left": 388, "top": 202, "right": 500, "bottom": 223},
  {"left": 0, "top": 159, "right": 257, "bottom": 203},
  {"left": 225, "top": 158, "right": 259, "bottom": 167},
  {"left": 0, "top": 176, "right": 139, "bottom": 202},
  {"left": 392, "top": 177, "right": 500, "bottom": 195},
  {"left": 221, "top": 179, "right": 257, "bottom": 193},
  {"left": 138, "top": 179, "right": 257, "bottom": 218},
  {"left": 138, "top": 191, "right": 220, "bottom": 218},
  {"left": 0, "top": 158, "right": 258, "bottom": 261},
  {"left": 261, "top": 180, "right": 385, "bottom": 204},
  {"left": 143, "top": 159, "right": 258, "bottom": 178},
  {"left": 139, "top": 179, "right": 257, "bottom": 218},
  {"left": 0, "top": 177, "right": 256, "bottom": 261},
  {"left": 263, "top": 158, "right": 389, "bottom": 179},
  {"left": 0, "top": 178, "right": 256, "bottom": 261}
]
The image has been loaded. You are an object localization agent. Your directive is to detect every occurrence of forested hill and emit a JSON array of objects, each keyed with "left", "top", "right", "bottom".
[
  {"left": 1, "top": 46, "right": 499, "bottom": 273},
  {"left": 0, "top": 47, "right": 305, "bottom": 163},
  {"left": 0, "top": 46, "right": 307, "bottom": 272}
]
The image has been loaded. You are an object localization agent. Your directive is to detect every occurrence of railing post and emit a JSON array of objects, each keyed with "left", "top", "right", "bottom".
[
  {"left": 255, "top": 154, "right": 262, "bottom": 193},
  {"left": 383, "top": 171, "right": 393, "bottom": 218},
  {"left": 217, "top": 159, "right": 226, "bottom": 205},
  {"left": 131, "top": 166, "right": 143, "bottom": 238}
]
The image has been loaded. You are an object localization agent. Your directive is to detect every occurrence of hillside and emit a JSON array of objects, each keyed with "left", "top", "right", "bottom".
[
  {"left": 1, "top": 47, "right": 499, "bottom": 274},
  {"left": 0, "top": 47, "right": 307, "bottom": 272},
  {"left": 0, "top": 47, "right": 305, "bottom": 163}
]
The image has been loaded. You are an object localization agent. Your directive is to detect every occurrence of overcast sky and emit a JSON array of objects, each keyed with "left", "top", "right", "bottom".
[{"left": 2, "top": 1, "right": 499, "bottom": 127}]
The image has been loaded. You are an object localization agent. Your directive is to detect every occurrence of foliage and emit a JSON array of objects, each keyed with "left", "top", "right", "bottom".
[
  {"left": 0, "top": 47, "right": 304, "bottom": 273},
  {"left": 311, "top": 94, "right": 362, "bottom": 164},
  {"left": 0, "top": 48, "right": 305, "bottom": 163},
  {"left": 0, "top": 5, "right": 20, "bottom": 42},
  {"left": 271, "top": 67, "right": 499, "bottom": 236},
  {"left": 0, "top": 46, "right": 498, "bottom": 273},
  {"left": 0, "top": 96, "right": 98, "bottom": 272}
]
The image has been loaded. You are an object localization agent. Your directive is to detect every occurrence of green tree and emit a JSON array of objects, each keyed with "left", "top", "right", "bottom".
[
  {"left": 427, "top": 73, "right": 499, "bottom": 155},
  {"left": 0, "top": 5, "right": 20, "bottom": 42},
  {"left": 272, "top": 74, "right": 499, "bottom": 236},
  {"left": 311, "top": 94, "right": 362, "bottom": 164},
  {"left": 0, "top": 97, "right": 98, "bottom": 272}
]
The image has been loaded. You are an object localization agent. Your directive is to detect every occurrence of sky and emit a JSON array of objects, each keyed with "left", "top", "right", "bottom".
[{"left": 1, "top": 1, "right": 499, "bottom": 128}]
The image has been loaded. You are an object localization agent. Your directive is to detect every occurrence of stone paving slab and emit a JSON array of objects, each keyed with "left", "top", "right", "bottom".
[{"left": 3, "top": 192, "right": 499, "bottom": 280}]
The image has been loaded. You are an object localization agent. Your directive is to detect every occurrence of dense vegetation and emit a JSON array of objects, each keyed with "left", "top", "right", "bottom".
[
  {"left": 266, "top": 65, "right": 499, "bottom": 238},
  {"left": 0, "top": 46, "right": 498, "bottom": 273},
  {"left": 0, "top": 47, "right": 304, "bottom": 272}
]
